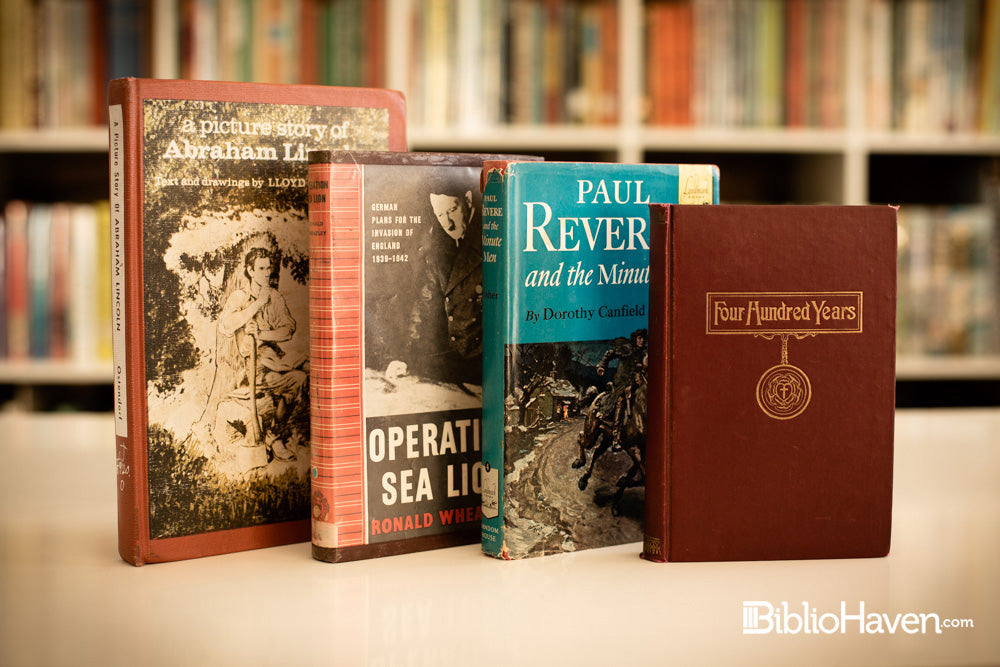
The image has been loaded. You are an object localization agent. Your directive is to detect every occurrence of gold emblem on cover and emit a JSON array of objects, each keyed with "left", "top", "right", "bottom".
[
  {"left": 705, "top": 292, "right": 863, "bottom": 422},
  {"left": 755, "top": 333, "right": 812, "bottom": 420}
]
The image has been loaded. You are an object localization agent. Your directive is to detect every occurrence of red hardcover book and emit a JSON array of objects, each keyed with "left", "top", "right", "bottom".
[
  {"left": 306, "top": 150, "right": 540, "bottom": 562},
  {"left": 109, "top": 78, "right": 405, "bottom": 565},
  {"left": 643, "top": 204, "right": 896, "bottom": 562}
]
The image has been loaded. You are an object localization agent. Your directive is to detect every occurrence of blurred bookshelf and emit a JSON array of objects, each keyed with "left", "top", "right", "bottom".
[{"left": 1, "top": 0, "right": 999, "bottom": 409}]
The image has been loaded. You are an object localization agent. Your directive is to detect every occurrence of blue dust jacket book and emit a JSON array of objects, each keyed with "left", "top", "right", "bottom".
[{"left": 480, "top": 161, "right": 719, "bottom": 559}]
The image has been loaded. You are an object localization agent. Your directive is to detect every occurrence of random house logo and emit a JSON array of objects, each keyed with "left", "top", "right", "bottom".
[{"left": 742, "top": 601, "right": 975, "bottom": 635}]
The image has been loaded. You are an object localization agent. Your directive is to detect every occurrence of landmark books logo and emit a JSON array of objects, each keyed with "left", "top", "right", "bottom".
[{"left": 742, "top": 601, "right": 975, "bottom": 635}]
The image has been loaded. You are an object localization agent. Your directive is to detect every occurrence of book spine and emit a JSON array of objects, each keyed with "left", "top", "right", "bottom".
[
  {"left": 68, "top": 204, "right": 97, "bottom": 362},
  {"left": 297, "top": 0, "right": 318, "bottom": 84},
  {"left": 95, "top": 200, "right": 114, "bottom": 361},
  {"left": 0, "top": 210, "right": 5, "bottom": 358},
  {"left": 4, "top": 201, "right": 30, "bottom": 360},
  {"left": 642, "top": 203, "right": 673, "bottom": 563},
  {"left": 479, "top": 162, "right": 511, "bottom": 558},
  {"left": 27, "top": 204, "right": 51, "bottom": 358},
  {"left": 109, "top": 78, "right": 147, "bottom": 566},
  {"left": 308, "top": 160, "right": 367, "bottom": 561},
  {"left": 365, "top": 0, "right": 387, "bottom": 89},
  {"left": 47, "top": 202, "right": 70, "bottom": 360},
  {"left": 981, "top": 0, "right": 1000, "bottom": 132}
]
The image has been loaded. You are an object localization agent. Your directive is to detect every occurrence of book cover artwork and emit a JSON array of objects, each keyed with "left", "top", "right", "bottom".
[
  {"left": 309, "top": 158, "right": 490, "bottom": 560},
  {"left": 642, "top": 204, "right": 896, "bottom": 562},
  {"left": 480, "top": 162, "right": 719, "bottom": 559},
  {"left": 135, "top": 99, "right": 392, "bottom": 541}
]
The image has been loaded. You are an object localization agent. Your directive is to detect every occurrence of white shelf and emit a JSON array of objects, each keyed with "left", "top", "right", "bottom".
[
  {"left": 896, "top": 355, "right": 1000, "bottom": 381},
  {"left": 640, "top": 126, "right": 852, "bottom": 154},
  {"left": 3, "top": 124, "right": 997, "bottom": 161},
  {"left": 0, "top": 128, "right": 109, "bottom": 153},
  {"left": 864, "top": 132, "right": 1000, "bottom": 155},
  {"left": 0, "top": 360, "right": 112, "bottom": 385},
  {"left": 408, "top": 125, "right": 1000, "bottom": 159},
  {"left": 408, "top": 123, "right": 625, "bottom": 153}
]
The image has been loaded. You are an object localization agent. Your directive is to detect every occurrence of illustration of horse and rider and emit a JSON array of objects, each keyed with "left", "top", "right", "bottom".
[{"left": 573, "top": 329, "right": 648, "bottom": 515}]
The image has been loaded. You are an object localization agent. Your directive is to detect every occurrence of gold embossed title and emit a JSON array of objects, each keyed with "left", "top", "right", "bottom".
[{"left": 706, "top": 292, "right": 863, "bottom": 419}]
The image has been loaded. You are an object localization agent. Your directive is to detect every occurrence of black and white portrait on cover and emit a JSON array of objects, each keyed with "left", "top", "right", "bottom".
[
  {"left": 153, "top": 216, "right": 311, "bottom": 477},
  {"left": 205, "top": 244, "right": 307, "bottom": 463},
  {"left": 362, "top": 165, "right": 483, "bottom": 417},
  {"left": 138, "top": 97, "right": 392, "bottom": 539}
]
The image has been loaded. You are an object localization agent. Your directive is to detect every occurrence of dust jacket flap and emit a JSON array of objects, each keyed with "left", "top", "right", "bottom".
[
  {"left": 645, "top": 204, "right": 896, "bottom": 562},
  {"left": 480, "top": 161, "right": 719, "bottom": 559},
  {"left": 110, "top": 78, "right": 405, "bottom": 564}
]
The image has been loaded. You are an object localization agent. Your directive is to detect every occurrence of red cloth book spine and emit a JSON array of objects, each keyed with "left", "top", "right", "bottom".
[
  {"left": 307, "top": 160, "right": 368, "bottom": 556},
  {"left": 641, "top": 201, "right": 674, "bottom": 562}
]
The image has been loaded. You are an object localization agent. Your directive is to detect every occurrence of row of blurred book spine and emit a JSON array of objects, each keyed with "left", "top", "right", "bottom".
[
  {"left": 4, "top": 0, "right": 996, "bottom": 133},
  {"left": 0, "top": 0, "right": 386, "bottom": 129},
  {"left": 0, "top": 201, "right": 112, "bottom": 363},
  {"left": 1, "top": 195, "right": 997, "bottom": 367}
]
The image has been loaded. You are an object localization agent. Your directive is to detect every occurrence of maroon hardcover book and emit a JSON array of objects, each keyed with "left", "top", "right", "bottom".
[
  {"left": 643, "top": 204, "right": 896, "bottom": 562},
  {"left": 109, "top": 78, "right": 406, "bottom": 565}
]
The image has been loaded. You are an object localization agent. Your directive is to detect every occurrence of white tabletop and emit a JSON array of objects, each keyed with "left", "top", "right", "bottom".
[{"left": 1, "top": 408, "right": 998, "bottom": 667}]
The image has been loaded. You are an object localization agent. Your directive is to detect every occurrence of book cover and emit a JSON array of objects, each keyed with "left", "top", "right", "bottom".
[
  {"left": 109, "top": 77, "right": 406, "bottom": 565},
  {"left": 642, "top": 204, "right": 896, "bottom": 563},
  {"left": 306, "top": 150, "right": 540, "bottom": 563},
  {"left": 480, "top": 161, "right": 719, "bottom": 559}
]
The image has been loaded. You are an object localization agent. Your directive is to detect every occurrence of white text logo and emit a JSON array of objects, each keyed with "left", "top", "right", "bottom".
[{"left": 742, "top": 601, "right": 975, "bottom": 635}]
